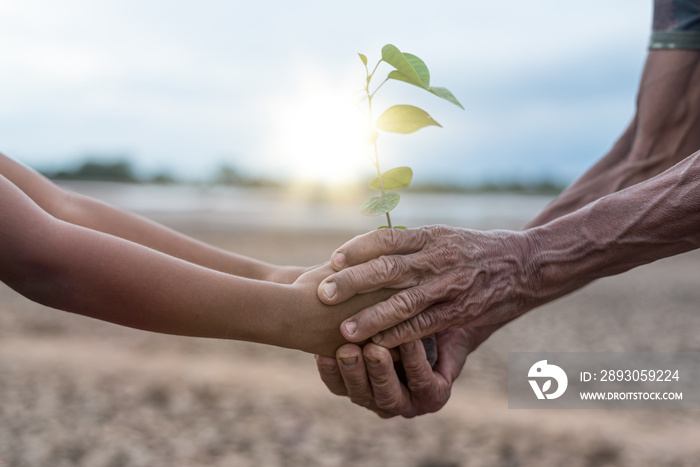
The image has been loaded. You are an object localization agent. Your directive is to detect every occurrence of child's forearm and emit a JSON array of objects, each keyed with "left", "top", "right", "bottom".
[
  {"left": 0, "top": 153, "right": 289, "bottom": 281},
  {"left": 5, "top": 202, "right": 280, "bottom": 345},
  {"left": 60, "top": 191, "right": 281, "bottom": 280},
  {"left": 24, "top": 219, "right": 389, "bottom": 354},
  {"left": 2, "top": 172, "right": 389, "bottom": 355}
]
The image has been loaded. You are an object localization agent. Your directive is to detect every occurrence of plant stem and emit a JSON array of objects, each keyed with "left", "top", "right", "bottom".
[
  {"left": 369, "top": 59, "right": 382, "bottom": 79},
  {"left": 370, "top": 77, "right": 389, "bottom": 99},
  {"left": 366, "top": 68, "right": 392, "bottom": 228},
  {"left": 372, "top": 140, "right": 392, "bottom": 228}
]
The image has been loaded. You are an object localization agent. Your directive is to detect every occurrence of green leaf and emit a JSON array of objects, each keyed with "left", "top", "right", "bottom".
[
  {"left": 403, "top": 53, "right": 430, "bottom": 87},
  {"left": 376, "top": 105, "right": 442, "bottom": 134},
  {"left": 378, "top": 225, "right": 407, "bottom": 229},
  {"left": 386, "top": 70, "right": 422, "bottom": 88},
  {"left": 358, "top": 53, "right": 368, "bottom": 66},
  {"left": 380, "top": 45, "right": 463, "bottom": 109},
  {"left": 369, "top": 166, "right": 413, "bottom": 190},
  {"left": 360, "top": 192, "right": 400, "bottom": 216},
  {"left": 381, "top": 44, "right": 425, "bottom": 88},
  {"left": 394, "top": 226, "right": 407, "bottom": 229},
  {"left": 429, "top": 86, "right": 464, "bottom": 109},
  {"left": 377, "top": 225, "right": 391, "bottom": 229}
]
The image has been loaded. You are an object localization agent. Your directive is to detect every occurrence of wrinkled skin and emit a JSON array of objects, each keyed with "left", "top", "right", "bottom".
[
  {"left": 314, "top": 49, "right": 700, "bottom": 418},
  {"left": 317, "top": 226, "right": 535, "bottom": 348},
  {"left": 315, "top": 326, "right": 498, "bottom": 418}
]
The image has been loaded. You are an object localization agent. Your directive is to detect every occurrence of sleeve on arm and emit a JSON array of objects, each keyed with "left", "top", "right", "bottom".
[{"left": 650, "top": 0, "right": 700, "bottom": 50}]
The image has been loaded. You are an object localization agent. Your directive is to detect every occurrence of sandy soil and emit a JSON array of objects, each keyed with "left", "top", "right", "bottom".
[{"left": 1, "top": 218, "right": 700, "bottom": 467}]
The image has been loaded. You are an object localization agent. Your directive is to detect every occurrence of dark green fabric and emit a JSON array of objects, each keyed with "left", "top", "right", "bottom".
[
  {"left": 650, "top": 0, "right": 700, "bottom": 49},
  {"left": 650, "top": 31, "right": 700, "bottom": 49}
]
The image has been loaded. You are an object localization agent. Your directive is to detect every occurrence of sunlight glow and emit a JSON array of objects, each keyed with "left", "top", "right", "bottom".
[{"left": 269, "top": 77, "right": 372, "bottom": 186}]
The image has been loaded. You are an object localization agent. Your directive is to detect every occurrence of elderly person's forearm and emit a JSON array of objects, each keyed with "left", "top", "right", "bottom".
[
  {"left": 319, "top": 151, "right": 700, "bottom": 347},
  {"left": 525, "top": 150, "right": 700, "bottom": 306}
]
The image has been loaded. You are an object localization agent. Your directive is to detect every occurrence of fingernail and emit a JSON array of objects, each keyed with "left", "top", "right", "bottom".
[
  {"left": 340, "top": 356, "right": 357, "bottom": 367},
  {"left": 320, "top": 365, "right": 337, "bottom": 374},
  {"left": 371, "top": 333, "right": 382, "bottom": 344},
  {"left": 322, "top": 281, "right": 337, "bottom": 300},
  {"left": 401, "top": 342, "right": 416, "bottom": 353},
  {"left": 365, "top": 356, "right": 380, "bottom": 367},
  {"left": 344, "top": 320, "right": 357, "bottom": 336},
  {"left": 332, "top": 251, "right": 346, "bottom": 269}
]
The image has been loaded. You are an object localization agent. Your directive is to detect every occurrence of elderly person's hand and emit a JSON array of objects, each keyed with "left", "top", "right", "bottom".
[
  {"left": 315, "top": 325, "right": 499, "bottom": 418},
  {"left": 317, "top": 225, "right": 538, "bottom": 348},
  {"left": 319, "top": 152, "right": 700, "bottom": 351}
]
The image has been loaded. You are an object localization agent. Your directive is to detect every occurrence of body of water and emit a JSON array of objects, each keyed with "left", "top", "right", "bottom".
[{"left": 59, "top": 181, "right": 555, "bottom": 232}]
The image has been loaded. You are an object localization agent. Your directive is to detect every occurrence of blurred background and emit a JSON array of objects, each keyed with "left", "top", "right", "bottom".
[
  {"left": 1, "top": 0, "right": 650, "bottom": 187},
  {"left": 2, "top": 1, "right": 700, "bottom": 466}
]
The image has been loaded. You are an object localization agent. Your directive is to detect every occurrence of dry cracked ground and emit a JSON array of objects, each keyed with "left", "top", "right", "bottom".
[{"left": 1, "top": 225, "right": 700, "bottom": 467}]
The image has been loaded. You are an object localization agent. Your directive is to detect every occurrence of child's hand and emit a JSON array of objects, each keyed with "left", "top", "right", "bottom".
[
  {"left": 280, "top": 263, "right": 395, "bottom": 357},
  {"left": 263, "top": 264, "right": 316, "bottom": 284}
]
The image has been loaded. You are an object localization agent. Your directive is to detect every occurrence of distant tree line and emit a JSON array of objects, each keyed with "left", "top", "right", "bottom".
[
  {"left": 44, "top": 159, "right": 141, "bottom": 183},
  {"left": 40, "top": 158, "right": 280, "bottom": 187},
  {"left": 41, "top": 158, "right": 565, "bottom": 194}
]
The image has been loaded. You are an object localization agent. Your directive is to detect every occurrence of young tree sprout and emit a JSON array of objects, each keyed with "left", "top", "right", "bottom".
[{"left": 358, "top": 44, "right": 464, "bottom": 229}]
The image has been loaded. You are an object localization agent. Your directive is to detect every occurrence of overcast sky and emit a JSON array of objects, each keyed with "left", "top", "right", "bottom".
[{"left": 0, "top": 1, "right": 651, "bottom": 185}]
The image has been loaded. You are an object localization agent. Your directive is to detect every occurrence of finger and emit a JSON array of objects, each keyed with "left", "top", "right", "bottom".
[
  {"left": 369, "top": 301, "right": 453, "bottom": 348},
  {"left": 399, "top": 341, "right": 436, "bottom": 396},
  {"left": 436, "top": 347, "right": 468, "bottom": 384},
  {"left": 340, "top": 286, "right": 438, "bottom": 343},
  {"left": 315, "top": 355, "right": 347, "bottom": 396},
  {"left": 318, "top": 254, "right": 419, "bottom": 305},
  {"left": 362, "top": 344, "right": 410, "bottom": 416},
  {"left": 400, "top": 339, "right": 451, "bottom": 414},
  {"left": 330, "top": 228, "right": 428, "bottom": 271},
  {"left": 336, "top": 344, "right": 374, "bottom": 408}
]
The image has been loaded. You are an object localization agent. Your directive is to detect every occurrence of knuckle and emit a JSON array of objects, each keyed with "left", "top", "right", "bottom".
[
  {"left": 373, "top": 255, "right": 402, "bottom": 282},
  {"left": 387, "top": 288, "right": 426, "bottom": 320},
  {"left": 385, "top": 320, "right": 419, "bottom": 344},
  {"left": 374, "top": 392, "right": 402, "bottom": 413},
  {"left": 390, "top": 311, "right": 436, "bottom": 342},
  {"left": 344, "top": 378, "right": 367, "bottom": 394},
  {"left": 413, "top": 311, "right": 436, "bottom": 333},
  {"left": 368, "top": 370, "right": 392, "bottom": 388},
  {"left": 425, "top": 224, "right": 450, "bottom": 241},
  {"left": 341, "top": 267, "right": 363, "bottom": 287},
  {"left": 406, "top": 375, "right": 434, "bottom": 394},
  {"left": 414, "top": 310, "right": 439, "bottom": 334},
  {"left": 439, "top": 300, "right": 467, "bottom": 327},
  {"left": 376, "top": 228, "right": 401, "bottom": 252}
]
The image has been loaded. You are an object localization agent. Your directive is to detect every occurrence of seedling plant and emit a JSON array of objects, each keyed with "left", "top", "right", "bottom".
[{"left": 357, "top": 44, "right": 463, "bottom": 228}]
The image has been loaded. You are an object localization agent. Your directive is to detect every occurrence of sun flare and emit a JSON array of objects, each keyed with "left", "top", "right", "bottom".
[{"left": 269, "top": 79, "right": 371, "bottom": 187}]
